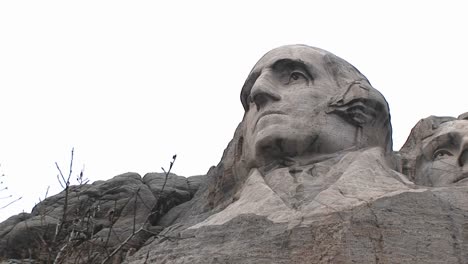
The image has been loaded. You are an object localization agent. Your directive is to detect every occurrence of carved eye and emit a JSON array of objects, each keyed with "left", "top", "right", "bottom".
[
  {"left": 289, "top": 71, "right": 307, "bottom": 82},
  {"left": 432, "top": 149, "right": 453, "bottom": 160}
]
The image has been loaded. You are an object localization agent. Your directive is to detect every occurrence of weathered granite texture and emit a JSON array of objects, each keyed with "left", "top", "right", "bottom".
[
  {"left": 123, "top": 45, "right": 468, "bottom": 264},
  {"left": 399, "top": 113, "right": 468, "bottom": 187},
  {"left": 1, "top": 45, "right": 468, "bottom": 263},
  {"left": 0, "top": 172, "right": 205, "bottom": 263}
]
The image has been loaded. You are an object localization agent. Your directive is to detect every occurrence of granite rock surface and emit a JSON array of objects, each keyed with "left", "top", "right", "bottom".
[
  {"left": 123, "top": 45, "right": 468, "bottom": 264},
  {"left": 0, "top": 172, "right": 205, "bottom": 262},
  {"left": 1, "top": 45, "right": 468, "bottom": 263}
]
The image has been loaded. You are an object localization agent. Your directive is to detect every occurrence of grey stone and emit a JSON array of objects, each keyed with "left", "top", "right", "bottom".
[
  {"left": 126, "top": 188, "right": 468, "bottom": 264},
  {"left": 0, "top": 172, "right": 205, "bottom": 262},
  {"left": 123, "top": 45, "right": 468, "bottom": 264},
  {"left": 400, "top": 113, "right": 468, "bottom": 186},
  {"left": 2, "top": 45, "right": 468, "bottom": 263}
]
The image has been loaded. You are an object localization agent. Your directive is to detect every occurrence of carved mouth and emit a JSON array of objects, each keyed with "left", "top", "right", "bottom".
[{"left": 255, "top": 110, "right": 286, "bottom": 128}]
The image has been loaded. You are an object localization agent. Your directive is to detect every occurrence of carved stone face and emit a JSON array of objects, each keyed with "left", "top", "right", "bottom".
[
  {"left": 415, "top": 120, "right": 468, "bottom": 186},
  {"left": 239, "top": 45, "right": 391, "bottom": 167}
]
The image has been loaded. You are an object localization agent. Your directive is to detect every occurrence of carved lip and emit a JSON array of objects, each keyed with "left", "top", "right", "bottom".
[{"left": 255, "top": 110, "right": 286, "bottom": 127}]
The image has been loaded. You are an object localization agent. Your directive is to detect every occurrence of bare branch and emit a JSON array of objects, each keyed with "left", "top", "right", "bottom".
[
  {"left": 68, "top": 148, "right": 74, "bottom": 185},
  {"left": 0, "top": 194, "right": 13, "bottom": 200},
  {"left": 100, "top": 226, "right": 144, "bottom": 264},
  {"left": 54, "top": 148, "right": 75, "bottom": 243},
  {"left": 0, "top": 196, "right": 22, "bottom": 209},
  {"left": 160, "top": 155, "right": 177, "bottom": 196},
  {"left": 57, "top": 174, "right": 65, "bottom": 189},
  {"left": 0, "top": 164, "right": 22, "bottom": 209},
  {"left": 45, "top": 186, "right": 50, "bottom": 199},
  {"left": 56, "top": 163, "right": 67, "bottom": 187},
  {"left": 100, "top": 154, "right": 177, "bottom": 264}
]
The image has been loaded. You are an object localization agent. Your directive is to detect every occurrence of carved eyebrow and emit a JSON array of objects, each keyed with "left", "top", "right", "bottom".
[
  {"left": 240, "top": 59, "right": 314, "bottom": 111},
  {"left": 422, "top": 132, "right": 461, "bottom": 159},
  {"left": 271, "top": 59, "right": 313, "bottom": 79}
]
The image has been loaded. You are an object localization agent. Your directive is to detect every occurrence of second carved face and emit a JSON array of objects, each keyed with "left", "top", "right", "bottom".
[{"left": 415, "top": 120, "right": 468, "bottom": 186}]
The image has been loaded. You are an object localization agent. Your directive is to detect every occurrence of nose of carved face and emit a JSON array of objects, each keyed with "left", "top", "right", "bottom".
[{"left": 249, "top": 74, "right": 281, "bottom": 111}]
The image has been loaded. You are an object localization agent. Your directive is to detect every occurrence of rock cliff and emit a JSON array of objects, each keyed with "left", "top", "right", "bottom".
[{"left": 1, "top": 45, "right": 467, "bottom": 263}]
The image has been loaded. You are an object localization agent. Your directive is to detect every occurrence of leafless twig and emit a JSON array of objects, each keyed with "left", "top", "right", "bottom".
[
  {"left": 100, "top": 154, "right": 177, "bottom": 264},
  {"left": 0, "top": 196, "right": 23, "bottom": 209},
  {"left": 54, "top": 148, "right": 75, "bottom": 243},
  {"left": 0, "top": 163, "right": 23, "bottom": 209}
]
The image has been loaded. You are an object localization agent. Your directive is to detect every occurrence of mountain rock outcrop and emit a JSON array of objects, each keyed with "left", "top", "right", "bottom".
[
  {"left": 0, "top": 172, "right": 205, "bottom": 263},
  {"left": 1, "top": 45, "right": 467, "bottom": 263}
]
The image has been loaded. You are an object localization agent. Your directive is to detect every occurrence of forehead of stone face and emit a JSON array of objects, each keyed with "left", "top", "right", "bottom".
[
  {"left": 240, "top": 45, "right": 371, "bottom": 111},
  {"left": 426, "top": 120, "right": 468, "bottom": 140},
  {"left": 251, "top": 45, "right": 329, "bottom": 71},
  {"left": 421, "top": 120, "right": 468, "bottom": 152}
]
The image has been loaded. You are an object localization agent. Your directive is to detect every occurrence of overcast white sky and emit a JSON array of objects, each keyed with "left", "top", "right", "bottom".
[{"left": 1, "top": 1, "right": 467, "bottom": 222}]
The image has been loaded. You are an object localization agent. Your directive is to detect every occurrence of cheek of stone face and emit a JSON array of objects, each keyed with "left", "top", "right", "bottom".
[
  {"left": 314, "top": 114, "right": 358, "bottom": 152},
  {"left": 420, "top": 158, "right": 460, "bottom": 186}
]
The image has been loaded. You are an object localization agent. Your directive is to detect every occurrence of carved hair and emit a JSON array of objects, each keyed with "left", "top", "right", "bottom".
[{"left": 323, "top": 52, "right": 392, "bottom": 152}]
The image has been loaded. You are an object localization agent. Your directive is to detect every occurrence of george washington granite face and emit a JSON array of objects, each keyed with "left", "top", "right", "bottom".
[{"left": 238, "top": 45, "right": 392, "bottom": 169}]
